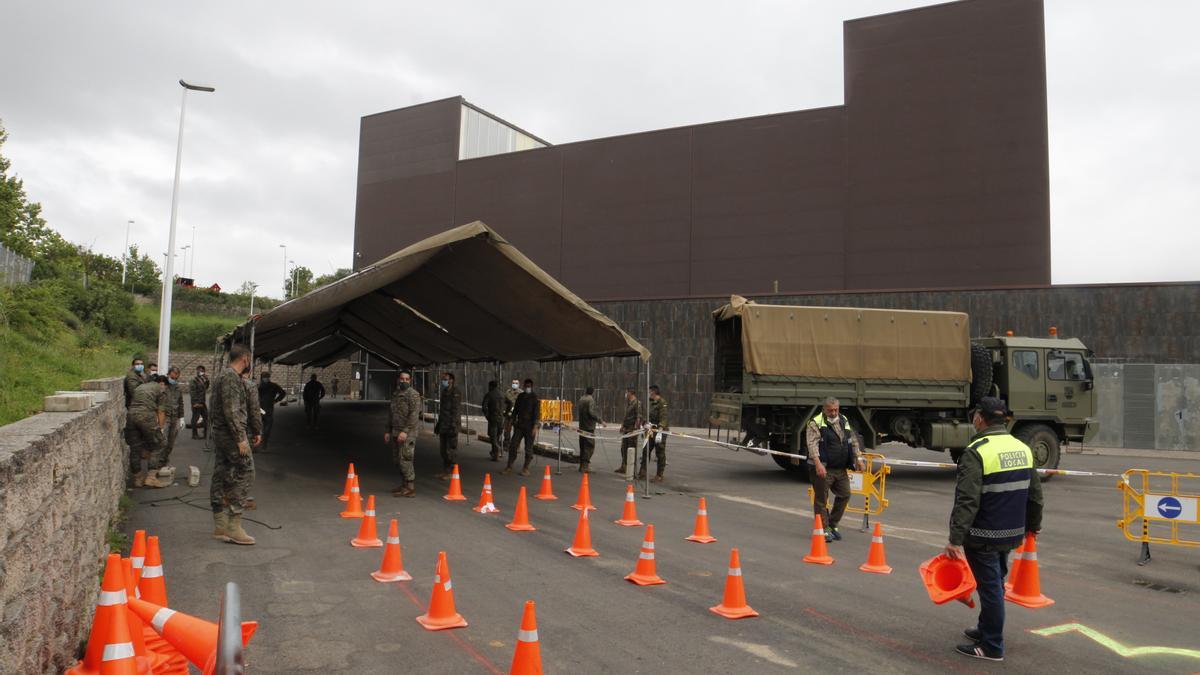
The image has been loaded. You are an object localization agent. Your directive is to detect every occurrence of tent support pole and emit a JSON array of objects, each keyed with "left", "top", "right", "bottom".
[
  {"left": 556, "top": 360, "right": 564, "bottom": 475},
  {"left": 643, "top": 354, "right": 651, "bottom": 499}
]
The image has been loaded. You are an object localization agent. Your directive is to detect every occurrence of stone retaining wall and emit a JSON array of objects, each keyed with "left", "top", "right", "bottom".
[{"left": 0, "top": 377, "right": 126, "bottom": 674}]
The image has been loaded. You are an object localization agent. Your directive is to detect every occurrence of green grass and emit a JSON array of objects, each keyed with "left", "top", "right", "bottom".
[{"left": 132, "top": 304, "right": 241, "bottom": 351}]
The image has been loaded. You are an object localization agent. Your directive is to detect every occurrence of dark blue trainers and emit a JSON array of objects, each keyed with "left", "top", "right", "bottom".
[
  {"left": 830, "top": 526, "right": 843, "bottom": 541},
  {"left": 956, "top": 643, "right": 1002, "bottom": 661}
]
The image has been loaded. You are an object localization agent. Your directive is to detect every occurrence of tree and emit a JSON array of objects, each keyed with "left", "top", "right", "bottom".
[
  {"left": 314, "top": 267, "right": 352, "bottom": 287},
  {"left": 125, "top": 244, "right": 161, "bottom": 295},
  {"left": 0, "top": 120, "right": 82, "bottom": 280},
  {"left": 236, "top": 280, "right": 259, "bottom": 296},
  {"left": 286, "top": 265, "right": 315, "bottom": 299}
]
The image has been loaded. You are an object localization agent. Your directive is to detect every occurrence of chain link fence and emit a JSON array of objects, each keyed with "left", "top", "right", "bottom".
[{"left": 0, "top": 243, "right": 33, "bottom": 286}]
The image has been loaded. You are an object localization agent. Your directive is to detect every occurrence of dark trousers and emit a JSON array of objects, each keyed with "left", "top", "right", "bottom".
[
  {"left": 508, "top": 427, "right": 536, "bottom": 468},
  {"left": 262, "top": 408, "right": 275, "bottom": 444},
  {"left": 487, "top": 419, "right": 503, "bottom": 458},
  {"left": 439, "top": 432, "right": 458, "bottom": 469},
  {"left": 305, "top": 401, "right": 320, "bottom": 427},
  {"left": 965, "top": 548, "right": 1009, "bottom": 655},
  {"left": 191, "top": 404, "right": 208, "bottom": 437},
  {"left": 579, "top": 431, "right": 595, "bottom": 465},
  {"left": 808, "top": 466, "right": 851, "bottom": 529}
]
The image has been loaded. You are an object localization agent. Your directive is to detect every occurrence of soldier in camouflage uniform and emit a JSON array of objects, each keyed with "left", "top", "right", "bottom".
[
  {"left": 645, "top": 385, "right": 670, "bottom": 482},
  {"left": 502, "top": 378, "right": 520, "bottom": 447},
  {"left": 385, "top": 370, "right": 422, "bottom": 497},
  {"left": 434, "top": 371, "right": 461, "bottom": 479},
  {"left": 208, "top": 345, "right": 258, "bottom": 545},
  {"left": 615, "top": 388, "right": 643, "bottom": 475},
  {"left": 481, "top": 380, "right": 506, "bottom": 461},
  {"left": 189, "top": 365, "right": 210, "bottom": 439},
  {"left": 146, "top": 367, "right": 184, "bottom": 484},
  {"left": 575, "top": 387, "right": 603, "bottom": 473},
  {"left": 128, "top": 376, "right": 167, "bottom": 488},
  {"left": 123, "top": 356, "right": 146, "bottom": 451}
]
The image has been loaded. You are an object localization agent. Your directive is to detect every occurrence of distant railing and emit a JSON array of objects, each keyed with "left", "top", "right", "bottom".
[{"left": 0, "top": 243, "right": 33, "bottom": 286}]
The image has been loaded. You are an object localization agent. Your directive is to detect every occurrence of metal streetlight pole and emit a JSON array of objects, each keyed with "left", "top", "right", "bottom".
[
  {"left": 247, "top": 282, "right": 258, "bottom": 317},
  {"left": 189, "top": 225, "right": 196, "bottom": 278},
  {"left": 278, "top": 244, "right": 287, "bottom": 297},
  {"left": 289, "top": 260, "right": 297, "bottom": 298},
  {"left": 121, "top": 219, "right": 133, "bottom": 289},
  {"left": 180, "top": 245, "right": 191, "bottom": 278},
  {"left": 158, "top": 79, "right": 215, "bottom": 371}
]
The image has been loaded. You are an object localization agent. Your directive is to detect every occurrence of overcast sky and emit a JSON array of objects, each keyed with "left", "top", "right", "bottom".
[{"left": 2, "top": 1, "right": 1196, "bottom": 299}]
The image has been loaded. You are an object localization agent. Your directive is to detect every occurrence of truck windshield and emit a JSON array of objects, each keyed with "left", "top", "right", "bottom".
[{"left": 1048, "top": 352, "right": 1087, "bottom": 381}]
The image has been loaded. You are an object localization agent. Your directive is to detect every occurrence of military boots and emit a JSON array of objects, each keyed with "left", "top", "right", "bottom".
[
  {"left": 212, "top": 512, "right": 228, "bottom": 540},
  {"left": 225, "top": 514, "right": 256, "bottom": 545}
]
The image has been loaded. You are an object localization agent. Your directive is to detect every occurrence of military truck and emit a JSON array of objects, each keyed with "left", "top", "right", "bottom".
[{"left": 708, "top": 296, "right": 1099, "bottom": 473}]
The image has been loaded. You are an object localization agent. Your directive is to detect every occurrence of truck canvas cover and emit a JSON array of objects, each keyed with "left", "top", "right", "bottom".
[{"left": 713, "top": 296, "right": 970, "bottom": 382}]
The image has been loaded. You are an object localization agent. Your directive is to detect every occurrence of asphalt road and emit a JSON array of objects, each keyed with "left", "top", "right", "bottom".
[{"left": 126, "top": 400, "right": 1200, "bottom": 674}]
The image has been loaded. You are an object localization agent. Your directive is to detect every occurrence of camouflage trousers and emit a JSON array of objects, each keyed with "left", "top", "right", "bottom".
[
  {"left": 391, "top": 437, "right": 416, "bottom": 482},
  {"left": 210, "top": 435, "right": 255, "bottom": 515},
  {"left": 149, "top": 420, "right": 179, "bottom": 471},
  {"left": 126, "top": 417, "right": 163, "bottom": 475}
]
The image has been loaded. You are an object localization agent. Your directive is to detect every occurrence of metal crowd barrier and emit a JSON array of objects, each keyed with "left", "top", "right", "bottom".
[
  {"left": 808, "top": 452, "right": 891, "bottom": 531},
  {"left": 1117, "top": 469, "right": 1200, "bottom": 565}
]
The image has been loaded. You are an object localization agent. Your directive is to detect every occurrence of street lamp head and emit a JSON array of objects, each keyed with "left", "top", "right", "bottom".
[{"left": 179, "top": 80, "right": 215, "bottom": 93}]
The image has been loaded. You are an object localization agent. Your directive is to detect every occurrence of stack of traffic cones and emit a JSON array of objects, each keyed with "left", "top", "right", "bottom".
[
  {"left": 136, "top": 537, "right": 189, "bottom": 674},
  {"left": 509, "top": 601, "right": 543, "bottom": 675},
  {"left": 859, "top": 523, "right": 892, "bottom": 574},
  {"left": 614, "top": 484, "right": 643, "bottom": 527},
  {"left": 803, "top": 515, "right": 834, "bottom": 565},
  {"left": 709, "top": 548, "right": 758, "bottom": 619},
  {"left": 337, "top": 463, "right": 356, "bottom": 501},
  {"left": 371, "top": 519, "right": 412, "bottom": 582},
  {"left": 625, "top": 524, "right": 666, "bottom": 586},
  {"left": 472, "top": 474, "right": 499, "bottom": 514},
  {"left": 566, "top": 507, "right": 599, "bottom": 557},
  {"left": 352, "top": 495, "right": 383, "bottom": 547},
  {"left": 534, "top": 466, "right": 558, "bottom": 501},
  {"left": 416, "top": 552, "right": 469, "bottom": 630},
  {"left": 571, "top": 474, "right": 596, "bottom": 511},
  {"left": 340, "top": 475, "right": 365, "bottom": 518},
  {"left": 506, "top": 486, "right": 537, "bottom": 531},
  {"left": 128, "top": 597, "right": 257, "bottom": 674},
  {"left": 1005, "top": 533, "right": 1054, "bottom": 608},
  {"left": 443, "top": 465, "right": 467, "bottom": 501},
  {"left": 685, "top": 498, "right": 716, "bottom": 543},
  {"left": 66, "top": 554, "right": 149, "bottom": 675},
  {"left": 121, "top": 558, "right": 166, "bottom": 673}
]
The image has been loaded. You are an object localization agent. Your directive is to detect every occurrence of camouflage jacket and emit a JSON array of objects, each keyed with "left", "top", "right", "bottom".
[
  {"left": 210, "top": 367, "right": 248, "bottom": 444},
  {"left": 128, "top": 381, "right": 166, "bottom": 424},
  {"left": 165, "top": 382, "right": 185, "bottom": 419},
  {"left": 648, "top": 397, "right": 669, "bottom": 430},
  {"left": 504, "top": 388, "right": 519, "bottom": 418},
  {"left": 388, "top": 386, "right": 422, "bottom": 436},
  {"left": 576, "top": 394, "right": 601, "bottom": 432},
  {"left": 189, "top": 373, "right": 209, "bottom": 405},
  {"left": 245, "top": 378, "right": 262, "bottom": 438},
  {"left": 621, "top": 398, "right": 643, "bottom": 433},
  {"left": 435, "top": 384, "right": 461, "bottom": 435},
  {"left": 124, "top": 369, "right": 145, "bottom": 408}
]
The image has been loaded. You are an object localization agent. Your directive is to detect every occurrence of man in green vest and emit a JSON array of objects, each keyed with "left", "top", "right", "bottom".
[
  {"left": 806, "top": 397, "right": 865, "bottom": 542},
  {"left": 944, "top": 397, "right": 1043, "bottom": 662}
]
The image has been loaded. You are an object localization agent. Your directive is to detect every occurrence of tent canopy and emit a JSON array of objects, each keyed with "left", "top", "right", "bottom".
[{"left": 230, "top": 221, "right": 648, "bottom": 367}]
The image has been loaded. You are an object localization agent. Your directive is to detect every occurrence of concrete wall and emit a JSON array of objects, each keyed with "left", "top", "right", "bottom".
[
  {"left": 0, "top": 377, "right": 127, "bottom": 674},
  {"left": 1088, "top": 363, "right": 1199, "bottom": 451}
]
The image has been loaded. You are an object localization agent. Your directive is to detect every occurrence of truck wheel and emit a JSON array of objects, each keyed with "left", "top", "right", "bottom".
[
  {"left": 970, "top": 343, "right": 994, "bottom": 405},
  {"left": 1016, "top": 424, "right": 1060, "bottom": 477},
  {"left": 772, "top": 451, "right": 806, "bottom": 477}
]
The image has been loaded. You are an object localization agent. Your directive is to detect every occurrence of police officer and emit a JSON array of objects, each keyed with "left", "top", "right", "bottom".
[
  {"left": 209, "top": 345, "right": 259, "bottom": 545},
  {"left": 806, "top": 397, "right": 865, "bottom": 542},
  {"left": 502, "top": 378, "right": 520, "bottom": 447},
  {"left": 575, "top": 387, "right": 603, "bottom": 473},
  {"left": 128, "top": 375, "right": 168, "bottom": 488},
  {"left": 613, "top": 388, "right": 643, "bottom": 475},
  {"left": 944, "top": 397, "right": 1043, "bottom": 662},
  {"left": 146, "top": 367, "right": 184, "bottom": 484},
  {"left": 505, "top": 378, "right": 540, "bottom": 476},
  {"left": 257, "top": 371, "right": 286, "bottom": 448},
  {"left": 385, "top": 370, "right": 422, "bottom": 497},
  {"left": 644, "top": 385, "right": 670, "bottom": 482},
  {"left": 189, "top": 365, "right": 210, "bottom": 439},
  {"left": 434, "top": 372, "right": 461, "bottom": 479},
  {"left": 481, "top": 380, "right": 506, "bottom": 461}
]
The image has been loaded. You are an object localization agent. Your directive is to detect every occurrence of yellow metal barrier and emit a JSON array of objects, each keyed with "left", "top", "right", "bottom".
[
  {"left": 1117, "top": 469, "right": 1200, "bottom": 565},
  {"left": 808, "top": 453, "right": 890, "bottom": 531},
  {"left": 539, "top": 399, "right": 573, "bottom": 424}
]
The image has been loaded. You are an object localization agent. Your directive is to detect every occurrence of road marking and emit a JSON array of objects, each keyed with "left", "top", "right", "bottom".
[
  {"left": 1031, "top": 623, "right": 1200, "bottom": 661},
  {"left": 708, "top": 636, "right": 798, "bottom": 668},
  {"left": 713, "top": 494, "right": 946, "bottom": 547}
]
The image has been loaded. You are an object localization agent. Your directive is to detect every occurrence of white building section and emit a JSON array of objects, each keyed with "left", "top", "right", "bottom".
[{"left": 459, "top": 103, "right": 547, "bottom": 160}]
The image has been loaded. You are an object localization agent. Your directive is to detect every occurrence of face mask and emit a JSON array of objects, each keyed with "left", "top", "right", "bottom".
[
  {"left": 149, "top": 370, "right": 157, "bottom": 377},
  {"left": 524, "top": 387, "right": 532, "bottom": 394},
  {"left": 398, "top": 382, "right": 410, "bottom": 391},
  {"left": 511, "top": 383, "right": 519, "bottom": 390},
  {"left": 440, "top": 379, "right": 449, "bottom": 388},
  {"left": 261, "top": 377, "right": 269, "bottom": 383},
  {"left": 241, "top": 364, "right": 251, "bottom": 375},
  {"left": 167, "top": 378, "right": 177, "bottom": 385},
  {"left": 134, "top": 364, "right": 144, "bottom": 373}
]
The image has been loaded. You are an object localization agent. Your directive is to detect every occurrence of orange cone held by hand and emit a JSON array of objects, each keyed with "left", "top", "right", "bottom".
[
  {"left": 614, "top": 484, "right": 643, "bottom": 526},
  {"left": 534, "top": 465, "right": 558, "bottom": 501},
  {"left": 509, "top": 601, "right": 543, "bottom": 675},
  {"left": 340, "top": 475, "right": 364, "bottom": 518},
  {"left": 127, "top": 597, "right": 257, "bottom": 675},
  {"left": 571, "top": 473, "right": 596, "bottom": 511},
  {"left": 416, "top": 551, "right": 468, "bottom": 631},
  {"left": 66, "top": 554, "right": 149, "bottom": 675},
  {"left": 473, "top": 473, "right": 499, "bottom": 514},
  {"left": 371, "top": 519, "right": 412, "bottom": 582},
  {"left": 443, "top": 464, "right": 467, "bottom": 501},
  {"left": 919, "top": 554, "right": 976, "bottom": 607},
  {"left": 859, "top": 523, "right": 892, "bottom": 574},
  {"left": 506, "top": 486, "right": 537, "bottom": 531},
  {"left": 337, "top": 463, "right": 356, "bottom": 501},
  {"left": 1005, "top": 533, "right": 1054, "bottom": 608},
  {"left": 685, "top": 497, "right": 716, "bottom": 543},
  {"left": 566, "top": 506, "right": 599, "bottom": 557},
  {"left": 625, "top": 524, "right": 666, "bottom": 586},
  {"left": 352, "top": 495, "right": 383, "bottom": 547},
  {"left": 803, "top": 515, "right": 834, "bottom": 565},
  {"left": 709, "top": 548, "right": 758, "bottom": 619}
]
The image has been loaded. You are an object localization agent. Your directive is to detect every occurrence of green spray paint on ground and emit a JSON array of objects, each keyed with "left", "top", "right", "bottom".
[{"left": 1032, "top": 623, "right": 1200, "bottom": 661}]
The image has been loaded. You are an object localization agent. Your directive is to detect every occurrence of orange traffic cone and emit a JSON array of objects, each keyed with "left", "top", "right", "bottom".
[
  {"left": 709, "top": 548, "right": 759, "bottom": 619},
  {"left": 565, "top": 506, "right": 599, "bottom": 557},
  {"left": 67, "top": 554, "right": 150, "bottom": 675},
  {"left": 129, "top": 529, "right": 147, "bottom": 579},
  {"left": 340, "top": 474, "right": 365, "bottom": 518},
  {"left": 803, "top": 515, "right": 834, "bottom": 565},
  {"left": 614, "top": 484, "right": 644, "bottom": 527},
  {"left": 859, "top": 523, "right": 892, "bottom": 574},
  {"left": 98, "top": 589, "right": 139, "bottom": 675},
  {"left": 571, "top": 473, "right": 596, "bottom": 511},
  {"left": 337, "top": 462, "right": 356, "bottom": 501},
  {"left": 1005, "top": 534, "right": 1054, "bottom": 608},
  {"left": 137, "top": 535, "right": 168, "bottom": 605},
  {"left": 416, "top": 551, "right": 469, "bottom": 631},
  {"left": 534, "top": 465, "right": 558, "bottom": 501},
  {"left": 371, "top": 519, "right": 413, "bottom": 582},
  {"left": 443, "top": 464, "right": 467, "bottom": 501},
  {"left": 120, "top": 558, "right": 168, "bottom": 674},
  {"left": 625, "top": 524, "right": 666, "bottom": 586},
  {"left": 684, "top": 497, "right": 716, "bottom": 543},
  {"left": 919, "top": 554, "right": 976, "bottom": 608},
  {"left": 508, "top": 601, "right": 543, "bottom": 675},
  {"left": 472, "top": 473, "right": 499, "bottom": 514},
  {"left": 127, "top": 597, "right": 257, "bottom": 675},
  {"left": 1005, "top": 540, "right": 1025, "bottom": 591},
  {"left": 506, "top": 486, "right": 537, "bottom": 531},
  {"left": 352, "top": 495, "right": 383, "bottom": 547}
]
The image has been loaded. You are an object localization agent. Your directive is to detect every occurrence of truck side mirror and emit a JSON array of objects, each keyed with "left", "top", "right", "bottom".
[{"left": 1082, "top": 380, "right": 1094, "bottom": 391}]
